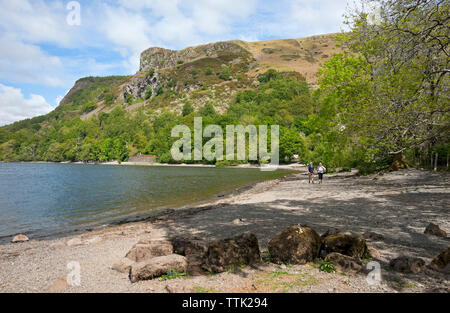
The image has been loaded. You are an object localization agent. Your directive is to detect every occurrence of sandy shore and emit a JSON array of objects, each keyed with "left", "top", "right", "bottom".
[{"left": 0, "top": 168, "right": 448, "bottom": 293}]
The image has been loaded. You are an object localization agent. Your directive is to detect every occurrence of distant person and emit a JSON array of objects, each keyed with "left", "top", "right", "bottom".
[
  {"left": 317, "top": 162, "right": 326, "bottom": 184},
  {"left": 307, "top": 162, "right": 315, "bottom": 184}
]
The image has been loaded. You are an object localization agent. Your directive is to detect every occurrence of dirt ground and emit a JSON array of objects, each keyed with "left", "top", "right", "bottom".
[{"left": 0, "top": 168, "right": 448, "bottom": 293}]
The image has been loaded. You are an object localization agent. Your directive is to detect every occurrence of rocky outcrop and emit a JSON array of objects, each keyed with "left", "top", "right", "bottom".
[
  {"left": 424, "top": 223, "right": 447, "bottom": 238},
  {"left": 326, "top": 252, "right": 364, "bottom": 274},
  {"left": 322, "top": 231, "right": 367, "bottom": 259},
  {"left": 129, "top": 254, "right": 188, "bottom": 283},
  {"left": 268, "top": 226, "right": 321, "bottom": 264},
  {"left": 430, "top": 246, "right": 450, "bottom": 273},
  {"left": 122, "top": 71, "right": 161, "bottom": 101},
  {"left": 139, "top": 41, "right": 248, "bottom": 72},
  {"left": 389, "top": 256, "right": 426, "bottom": 273},
  {"left": 11, "top": 234, "right": 29, "bottom": 243},
  {"left": 203, "top": 232, "right": 261, "bottom": 272},
  {"left": 125, "top": 238, "right": 174, "bottom": 262}
]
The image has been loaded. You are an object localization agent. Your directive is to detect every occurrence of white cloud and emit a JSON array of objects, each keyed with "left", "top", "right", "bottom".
[
  {"left": 0, "top": 35, "right": 65, "bottom": 87},
  {"left": 262, "top": 0, "right": 349, "bottom": 37},
  {"left": 0, "top": 0, "right": 74, "bottom": 47},
  {"left": 0, "top": 84, "right": 53, "bottom": 126},
  {"left": 55, "top": 95, "right": 63, "bottom": 105}
]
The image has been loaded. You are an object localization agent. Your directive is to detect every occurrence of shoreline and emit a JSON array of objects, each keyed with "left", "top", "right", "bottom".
[
  {"left": 1, "top": 168, "right": 448, "bottom": 293},
  {"left": 0, "top": 170, "right": 299, "bottom": 245},
  {"left": 2, "top": 160, "right": 308, "bottom": 171}
]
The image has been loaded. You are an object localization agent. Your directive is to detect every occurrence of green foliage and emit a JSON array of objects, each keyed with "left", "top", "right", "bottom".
[
  {"left": 81, "top": 102, "right": 97, "bottom": 114},
  {"left": 182, "top": 102, "right": 194, "bottom": 116},
  {"left": 319, "top": 260, "right": 336, "bottom": 273},
  {"left": 199, "top": 103, "right": 216, "bottom": 117},
  {"left": 125, "top": 93, "right": 133, "bottom": 104},
  {"left": 104, "top": 94, "right": 115, "bottom": 105},
  {"left": 147, "top": 68, "right": 155, "bottom": 77},
  {"left": 219, "top": 65, "right": 231, "bottom": 80},
  {"left": 158, "top": 269, "right": 186, "bottom": 281},
  {"left": 155, "top": 85, "right": 164, "bottom": 96},
  {"left": 144, "top": 86, "right": 153, "bottom": 100},
  {"left": 204, "top": 67, "right": 213, "bottom": 75}
]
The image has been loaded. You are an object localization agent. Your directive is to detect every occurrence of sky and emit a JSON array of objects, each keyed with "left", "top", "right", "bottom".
[{"left": 0, "top": 0, "right": 351, "bottom": 126}]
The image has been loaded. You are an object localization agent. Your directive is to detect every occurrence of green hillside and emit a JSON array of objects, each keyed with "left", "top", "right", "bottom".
[{"left": 1, "top": 0, "right": 449, "bottom": 173}]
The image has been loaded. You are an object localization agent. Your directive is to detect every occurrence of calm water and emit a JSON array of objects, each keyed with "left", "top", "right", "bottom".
[{"left": 0, "top": 163, "right": 292, "bottom": 242}]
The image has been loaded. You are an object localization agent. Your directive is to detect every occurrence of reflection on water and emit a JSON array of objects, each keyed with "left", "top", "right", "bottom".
[{"left": 0, "top": 163, "right": 292, "bottom": 241}]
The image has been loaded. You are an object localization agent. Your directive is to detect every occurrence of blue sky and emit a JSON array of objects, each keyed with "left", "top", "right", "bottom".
[{"left": 0, "top": 0, "right": 351, "bottom": 126}]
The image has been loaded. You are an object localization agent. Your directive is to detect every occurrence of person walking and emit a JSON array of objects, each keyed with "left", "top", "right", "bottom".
[
  {"left": 307, "top": 162, "right": 315, "bottom": 184},
  {"left": 317, "top": 162, "right": 326, "bottom": 184}
]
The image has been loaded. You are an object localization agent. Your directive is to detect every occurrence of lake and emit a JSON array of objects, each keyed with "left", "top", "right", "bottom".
[{"left": 0, "top": 163, "right": 292, "bottom": 242}]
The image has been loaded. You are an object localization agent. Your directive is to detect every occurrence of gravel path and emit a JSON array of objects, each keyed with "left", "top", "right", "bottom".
[{"left": 0, "top": 168, "right": 448, "bottom": 293}]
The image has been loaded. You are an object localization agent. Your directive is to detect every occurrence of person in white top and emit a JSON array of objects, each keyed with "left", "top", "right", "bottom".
[{"left": 317, "top": 162, "right": 326, "bottom": 184}]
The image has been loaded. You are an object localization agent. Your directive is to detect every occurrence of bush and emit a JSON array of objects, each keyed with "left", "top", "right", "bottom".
[
  {"left": 125, "top": 94, "right": 133, "bottom": 104},
  {"left": 204, "top": 68, "right": 213, "bottom": 75},
  {"left": 219, "top": 66, "right": 231, "bottom": 81},
  {"left": 155, "top": 86, "right": 164, "bottom": 96},
  {"left": 81, "top": 102, "right": 97, "bottom": 113},
  {"left": 182, "top": 102, "right": 194, "bottom": 116},
  {"left": 145, "top": 87, "right": 153, "bottom": 100},
  {"left": 146, "top": 68, "right": 155, "bottom": 78}
]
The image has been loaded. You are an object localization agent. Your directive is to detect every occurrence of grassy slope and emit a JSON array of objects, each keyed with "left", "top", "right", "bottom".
[{"left": 1, "top": 33, "right": 341, "bottom": 133}]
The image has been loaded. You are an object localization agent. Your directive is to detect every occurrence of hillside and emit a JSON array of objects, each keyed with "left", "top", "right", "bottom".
[
  {"left": 0, "top": 33, "right": 342, "bottom": 164},
  {"left": 61, "top": 33, "right": 341, "bottom": 120}
]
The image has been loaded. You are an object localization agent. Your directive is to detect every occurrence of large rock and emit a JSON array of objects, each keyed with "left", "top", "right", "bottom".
[
  {"left": 424, "top": 223, "right": 447, "bottom": 238},
  {"left": 11, "top": 234, "right": 29, "bottom": 243},
  {"left": 268, "top": 226, "right": 321, "bottom": 265},
  {"left": 170, "top": 236, "right": 208, "bottom": 275},
  {"left": 430, "top": 246, "right": 450, "bottom": 273},
  {"left": 170, "top": 236, "right": 208, "bottom": 257},
  {"left": 322, "top": 231, "right": 367, "bottom": 259},
  {"left": 111, "top": 258, "right": 134, "bottom": 274},
  {"left": 389, "top": 256, "right": 426, "bottom": 274},
  {"left": 203, "top": 232, "right": 261, "bottom": 273},
  {"left": 129, "top": 254, "right": 188, "bottom": 283},
  {"left": 126, "top": 238, "right": 173, "bottom": 262},
  {"left": 326, "top": 252, "right": 364, "bottom": 274}
]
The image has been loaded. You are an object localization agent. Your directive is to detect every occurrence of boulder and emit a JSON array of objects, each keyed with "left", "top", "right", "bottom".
[
  {"left": 268, "top": 226, "right": 321, "bottom": 265},
  {"left": 186, "top": 254, "right": 204, "bottom": 276},
  {"left": 112, "top": 258, "right": 134, "bottom": 274},
  {"left": 326, "top": 252, "right": 363, "bottom": 274},
  {"left": 430, "top": 246, "right": 450, "bottom": 274},
  {"left": 322, "top": 231, "right": 367, "bottom": 259},
  {"left": 11, "top": 234, "right": 29, "bottom": 243},
  {"left": 320, "top": 227, "right": 343, "bottom": 240},
  {"left": 170, "top": 236, "right": 208, "bottom": 257},
  {"left": 424, "top": 223, "right": 447, "bottom": 238},
  {"left": 129, "top": 254, "right": 188, "bottom": 283},
  {"left": 126, "top": 238, "right": 173, "bottom": 262},
  {"left": 203, "top": 232, "right": 261, "bottom": 273},
  {"left": 389, "top": 256, "right": 426, "bottom": 274}
]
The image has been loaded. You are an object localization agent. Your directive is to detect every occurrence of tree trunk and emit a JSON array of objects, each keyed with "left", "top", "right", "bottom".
[{"left": 434, "top": 152, "right": 438, "bottom": 172}]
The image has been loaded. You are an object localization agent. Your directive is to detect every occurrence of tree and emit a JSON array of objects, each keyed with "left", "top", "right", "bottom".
[
  {"left": 182, "top": 102, "right": 194, "bottom": 116},
  {"left": 318, "top": 0, "right": 449, "bottom": 167}
]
